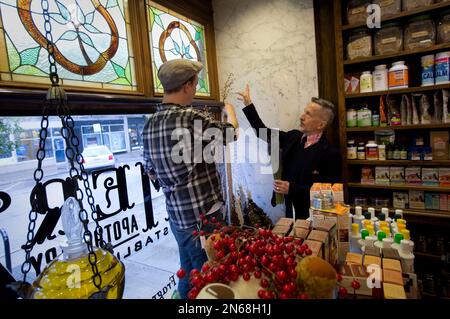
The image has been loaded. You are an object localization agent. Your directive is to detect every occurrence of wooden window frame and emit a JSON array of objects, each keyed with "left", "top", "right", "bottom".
[{"left": 0, "top": 0, "right": 222, "bottom": 117}]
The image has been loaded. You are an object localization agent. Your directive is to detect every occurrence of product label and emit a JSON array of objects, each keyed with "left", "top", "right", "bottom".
[
  {"left": 347, "top": 147, "right": 357, "bottom": 159},
  {"left": 347, "top": 110, "right": 357, "bottom": 127},
  {"left": 389, "top": 70, "right": 408, "bottom": 88},
  {"left": 422, "top": 63, "right": 435, "bottom": 86},
  {"left": 366, "top": 147, "right": 378, "bottom": 160},
  {"left": 360, "top": 76, "right": 372, "bottom": 92},
  {"left": 381, "top": 37, "right": 397, "bottom": 44},
  {"left": 435, "top": 57, "right": 450, "bottom": 83},
  {"left": 351, "top": 6, "right": 365, "bottom": 15},
  {"left": 411, "top": 31, "right": 429, "bottom": 39},
  {"left": 357, "top": 110, "right": 372, "bottom": 127}
]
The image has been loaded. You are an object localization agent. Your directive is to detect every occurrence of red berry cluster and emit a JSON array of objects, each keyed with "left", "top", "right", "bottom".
[
  {"left": 177, "top": 223, "right": 313, "bottom": 299},
  {"left": 336, "top": 273, "right": 361, "bottom": 299}
]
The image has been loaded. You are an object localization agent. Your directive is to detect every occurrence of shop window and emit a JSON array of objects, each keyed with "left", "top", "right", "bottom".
[
  {"left": 0, "top": 0, "right": 137, "bottom": 92},
  {"left": 15, "top": 129, "right": 54, "bottom": 162},
  {"left": 146, "top": 1, "right": 211, "bottom": 97}
]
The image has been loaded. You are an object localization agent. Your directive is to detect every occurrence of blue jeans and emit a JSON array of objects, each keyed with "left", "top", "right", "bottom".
[{"left": 169, "top": 209, "right": 224, "bottom": 299}]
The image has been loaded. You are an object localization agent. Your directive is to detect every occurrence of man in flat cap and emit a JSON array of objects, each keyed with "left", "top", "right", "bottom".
[{"left": 142, "top": 59, "right": 238, "bottom": 299}]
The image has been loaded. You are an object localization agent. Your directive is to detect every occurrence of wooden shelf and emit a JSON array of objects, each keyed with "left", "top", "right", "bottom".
[
  {"left": 415, "top": 252, "right": 442, "bottom": 260},
  {"left": 345, "top": 83, "right": 450, "bottom": 99},
  {"left": 347, "top": 160, "right": 450, "bottom": 166},
  {"left": 347, "top": 123, "right": 450, "bottom": 132},
  {"left": 348, "top": 182, "right": 450, "bottom": 193},
  {"left": 350, "top": 205, "right": 450, "bottom": 219},
  {"left": 344, "top": 43, "right": 450, "bottom": 66},
  {"left": 341, "top": 2, "right": 450, "bottom": 31}
]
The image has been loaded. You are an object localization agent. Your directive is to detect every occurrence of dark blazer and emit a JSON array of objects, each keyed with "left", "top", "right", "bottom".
[{"left": 243, "top": 103, "right": 341, "bottom": 219}]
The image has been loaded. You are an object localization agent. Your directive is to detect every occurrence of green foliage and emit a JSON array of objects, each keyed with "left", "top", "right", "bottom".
[{"left": 0, "top": 119, "right": 22, "bottom": 156}]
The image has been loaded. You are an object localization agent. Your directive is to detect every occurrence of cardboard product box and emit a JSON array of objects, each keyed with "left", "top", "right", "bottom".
[
  {"left": 310, "top": 207, "right": 350, "bottom": 264},
  {"left": 272, "top": 224, "right": 291, "bottom": 237},
  {"left": 393, "top": 192, "right": 409, "bottom": 209},
  {"left": 336, "top": 264, "right": 373, "bottom": 297},
  {"left": 303, "top": 239, "right": 323, "bottom": 258},
  {"left": 439, "top": 167, "right": 450, "bottom": 186},
  {"left": 382, "top": 248, "right": 401, "bottom": 260},
  {"left": 409, "top": 190, "right": 425, "bottom": 210},
  {"left": 383, "top": 282, "right": 406, "bottom": 299},
  {"left": 332, "top": 183, "right": 344, "bottom": 203},
  {"left": 364, "top": 245, "right": 381, "bottom": 257},
  {"left": 294, "top": 219, "right": 311, "bottom": 229},
  {"left": 294, "top": 227, "right": 310, "bottom": 240},
  {"left": 307, "top": 230, "right": 329, "bottom": 262},
  {"left": 441, "top": 194, "right": 449, "bottom": 211},
  {"left": 361, "top": 167, "right": 375, "bottom": 184},
  {"left": 310, "top": 183, "right": 322, "bottom": 206},
  {"left": 345, "top": 252, "right": 363, "bottom": 265},
  {"left": 432, "top": 193, "right": 441, "bottom": 210},
  {"left": 383, "top": 269, "right": 404, "bottom": 286},
  {"left": 425, "top": 193, "right": 434, "bottom": 210},
  {"left": 375, "top": 166, "right": 390, "bottom": 185},
  {"left": 276, "top": 217, "right": 294, "bottom": 227},
  {"left": 430, "top": 131, "right": 449, "bottom": 160},
  {"left": 363, "top": 255, "right": 382, "bottom": 269},
  {"left": 422, "top": 168, "right": 439, "bottom": 186},
  {"left": 389, "top": 167, "right": 405, "bottom": 185},
  {"left": 405, "top": 167, "right": 422, "bottom": 185},
  {"left": 382, "top": 258, "right": 403, "bottom": 273},
  {"left": 314, "top": 219, "right": 339, "bottom": 265},
  {"left": 320, "top": 183, "right": 333, "bottom": 197}
]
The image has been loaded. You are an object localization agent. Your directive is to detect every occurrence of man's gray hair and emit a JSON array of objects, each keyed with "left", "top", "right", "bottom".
[{"left": 311, "top": 97, "right": 336, "bottom": 126}]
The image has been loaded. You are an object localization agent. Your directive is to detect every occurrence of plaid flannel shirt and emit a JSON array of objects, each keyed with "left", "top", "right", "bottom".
[{"left": 143, "top": 103, "right": 236, "bottom": 230}]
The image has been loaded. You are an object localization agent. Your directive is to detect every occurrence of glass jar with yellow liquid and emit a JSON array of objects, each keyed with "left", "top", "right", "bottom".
[{"left": 31, "top": 197, "right": 125, "bottom": 299}]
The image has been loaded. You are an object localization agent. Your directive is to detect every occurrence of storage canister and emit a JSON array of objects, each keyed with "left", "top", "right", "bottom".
[
  {"left": 374, "top": 22, "right": 403, "bottom": 55},
  {"left": 372, "top": 0, "right": 401, "bottom": 18},
  {"left": 347, "top": 108, "right": 358, "bottom": 127},
  {"left": 421, "top": 54, "right": 435, "bottom": 86},
  {"left": 346, "top": 0, "right": 371, "bottom": 25},
  {"left": 404, "top": 15, "right": 436, "bottom": 50},
  {"left": 357, "top": 106, "right": 372, "bottom": 127},
  {"left": 347, "top": 28, "right": 373, "bottom": 60},
  {"left": 389, "top": 61, "right": 408, "bottom": 89},
  {"left": 437, "top": 10, "right": 450, "bottom": 44},
  {"left": 402, "top": 0, "right": 434, "bottom": 11},
  {"left": 360, "top": 71, "right": 373, "bottom": 93},
  {"left": 373, "top": 64, "right": 388, "bottom": 91},
  {"left": 435, "top": 51, "right": 450, "bottom": 84}
]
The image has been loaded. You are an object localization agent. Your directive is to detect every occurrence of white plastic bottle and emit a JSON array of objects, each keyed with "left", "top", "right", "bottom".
[
  {"left": 394, "top": 209, "right": 404, "bottom": 219},
  {"left": 374, "top": 231, "right": 387, "bottom": 252},
  {"left": 400, "top": 229, "right": 415, "bottom": 249},
  {"left": 361, "top": 236, "right": 377, "bottom": 254},
  {"left": 375, "top": 213, "right": 386, "bottom": 232},
  {"left": 353, "top": 206, "right": 365, "bottom": 230},
  {"left": 381, "top": 207, "right": 390, "bottom": 222},
  {"left": 358, "top": 229, "right": 370, "bottom": 248},
  {"left": 369, "top": 207, "right": 378, "bottom": 224},
  {"left": 399, "top": 239, "right": 415, "bottom": 273},
  {"left": 373, "top": 64, "right": 388, "bottom": 91},
  {"left": 360, "top": 71, "right": 373, "bottom": 93},
  {"left": 389, "top": 61, "right": 409, "bottom": 89},
  {"left": 382, "top": 237, "right": 394, "bottom": 249},
  {"left": 350, "top": 223, "right": 362, "bottom": 254},
  {"left": 391, "top": 233, "right": 404, "bottom": 251}
]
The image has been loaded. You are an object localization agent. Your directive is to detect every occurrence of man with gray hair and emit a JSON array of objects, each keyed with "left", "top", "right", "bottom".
[{"left": 238, "top": 85, "right": 341, "bottom": 219}]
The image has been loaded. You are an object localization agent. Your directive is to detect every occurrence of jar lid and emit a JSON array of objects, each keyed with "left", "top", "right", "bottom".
[
  {"left": 350, "top": 27, "right": 370, "bottom": 35},
  {"left": 382, "top": 22, "right": 401, "bottom": 28},
  {"left": 375, "top": 129, "right": 395, "bottom": 136},
  {"left": 348, "top": 139, "right": 355, "bottom": 143},
  {"left": 375, "top": 64, "right": 387, "bottom": 69}
]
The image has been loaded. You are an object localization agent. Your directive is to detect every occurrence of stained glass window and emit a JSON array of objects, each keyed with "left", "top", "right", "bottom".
[
  {"left": 146, "top": 1, "right": 210, "bottom": 97},
  {"left": 0, "top": 0, "right": 137, "bottom": 91}
]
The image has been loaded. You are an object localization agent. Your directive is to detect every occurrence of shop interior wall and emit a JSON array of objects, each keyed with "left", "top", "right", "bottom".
[{"left": 212, "top": 0, "right": 318, "bottom": 220}]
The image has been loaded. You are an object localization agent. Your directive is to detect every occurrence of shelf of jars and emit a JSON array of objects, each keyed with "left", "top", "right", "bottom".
[
  {"left": 347, "top": 160, "right": 450, "bottom": 165},
  {"left": 342, "top": 1, "right": 450, "bottom": 31},
  {"left": 345, "top": 83, "right": 450, "bottom": 99},
  {"left": 348, "top": 182, "right": 450, "bottom": 192},
  {"left": 344, "top": 43, "right": 450, "bottom": 65},
  {"left": 346, "top": 123, "right": 450, "bottom": 132},
  {"left": 415, "top": 251, "right": 443, "bottom": 260},
  {"left": 350, "top": 205, "right": 450, "bottom": 219}
]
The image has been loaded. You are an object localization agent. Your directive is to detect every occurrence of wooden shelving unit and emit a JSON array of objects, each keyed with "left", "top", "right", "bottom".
[
  {"left": 347, "top": 160, "right": 450, "bottom": 166},
  {"left": 415, "top": 252, "right": 443, "bottom": 260},
  {"left": 333, "top": 0, "right": 450, "bottom": 227}
]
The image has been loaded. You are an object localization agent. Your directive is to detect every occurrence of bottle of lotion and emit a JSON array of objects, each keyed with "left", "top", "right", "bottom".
[{"left": 399, "top": 239, "right": 415, "bottom": 273}]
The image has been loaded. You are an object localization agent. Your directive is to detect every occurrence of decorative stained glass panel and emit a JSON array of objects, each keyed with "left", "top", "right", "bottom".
[
  {"left": 0, "top": 0, "right": 137, "bottom": 91},
  {"left": 146, "top": 1, "right": 210, "bottom": 97}
]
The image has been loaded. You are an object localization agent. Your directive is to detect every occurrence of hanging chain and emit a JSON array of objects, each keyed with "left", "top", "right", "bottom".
[{"left": 18, "top": 0, "right": 106, "bottom": 294}]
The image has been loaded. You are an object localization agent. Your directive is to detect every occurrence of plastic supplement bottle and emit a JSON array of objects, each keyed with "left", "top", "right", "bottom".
[
  {"left": 360, "top": 71, "right": 373, "bottom": 93},
  {"left": 373, "top": 64, "right": 388, "bottom": 91},
  {"left": 389, "top": 61, "right": 409, "bottom": 89}
]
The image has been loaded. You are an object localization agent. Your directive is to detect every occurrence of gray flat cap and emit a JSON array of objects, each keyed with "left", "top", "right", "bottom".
[{"left": 158, "top": 59, "right": 203, "bottom": 91}]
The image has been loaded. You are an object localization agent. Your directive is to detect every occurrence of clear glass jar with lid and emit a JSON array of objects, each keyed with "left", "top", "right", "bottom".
[
  {"left": 437, "top": 9, "right": 450, "bottom": 44},
  {"left": 372, "top": 0, "right": 401, "bottom": 18},
  {"left": 404, "top": 15, "right": 436, "bottom": 50},
  {"left": 347, "top": 28, "right": 373, "bottom": 60},
  {"left": 402, "top": 0, "right": 434, "bottom": 11},
  {"left": 375, "top": 22, "right": 403, "bottom": 55},
  {"left": 346, "top": 0, "right": 371, "bottom": 25}
]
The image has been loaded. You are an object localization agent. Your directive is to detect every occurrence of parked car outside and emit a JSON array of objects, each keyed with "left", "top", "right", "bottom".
[{"left": 81, "top": 145, "right": 116, "bottom": 172}]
